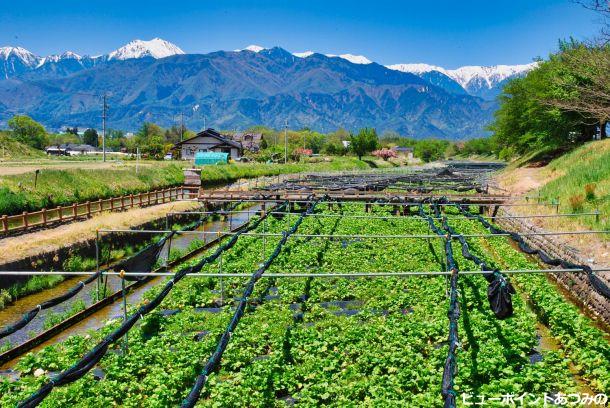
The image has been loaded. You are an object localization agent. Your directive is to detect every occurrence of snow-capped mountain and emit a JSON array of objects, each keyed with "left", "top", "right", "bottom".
[
  {"left": 0, "top": 46, "right": 41, "bottom": 78},
  {"left": 236, "top": 44, "right": 265, "bottom": 53},
  {"left": 0, "top": 38, "right": 185, "bottom": 78},
  {"left": 237, "top": 46, "right": 372, "bottom": 64},
  {"left": 325, "top": 53, "right": 372, "bottom": 64},
  {"left": 37, "top": 51, "right": 82, "bottom": 66},
  {"left": 107, "top": 38, "right": 185, "bottom": 60},
  {"left": 293, "top": 51, "right": 314, "bottom": 58},
  {"left": 387, "top": 62, "right": 538, "bottom": 99}
]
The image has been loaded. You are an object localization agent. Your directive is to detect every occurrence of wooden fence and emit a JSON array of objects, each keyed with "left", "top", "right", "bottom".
[{"left": 1, "top": 186, "right": 199, "bottom": 235}]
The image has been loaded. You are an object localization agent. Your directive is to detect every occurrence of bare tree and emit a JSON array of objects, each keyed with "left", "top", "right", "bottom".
[
  {"left": 574, "top": 1, "right": 610, "bottom": 43},
  {"left": 545, "top": 44, "right": 610, "bottom": 138}
]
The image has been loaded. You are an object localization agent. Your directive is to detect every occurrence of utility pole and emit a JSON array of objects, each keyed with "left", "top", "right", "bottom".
[
  {"left": 284, "top": 118, "right": 288, "bottom": 164},
  {"left": 203, "top": 115, "right": 207, "bottom": 130},
  {"left": 102, "top": 94, "right": 108, "bottom": 162},
  {"left": 180, "top": 112, "right": 184, "bottom": 142}
]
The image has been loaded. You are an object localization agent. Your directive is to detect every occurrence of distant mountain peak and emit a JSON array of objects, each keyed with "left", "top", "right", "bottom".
[
  {"left": 107, "top": 38, "right": 185, "bottom": 60},
  {"left": 293, "top": 51, "right": 314, "bottom": 58},
  {"left": 0, "top": 46, "right": 40, "bottom": 66},
  {"left": 236, "top": 45, "right": 265, "bottom": 53},
  {"left": 448, "top": 63, "right": 538, "bottom": 88},
  {"left": 386, "top": 61, "right": 538, "bottom": 99},
  {"left": 387, "top": 63, "right": 448, "bottom": 75},
  {"left": 38, "top": 51, "right": 83, "bottom": 66},
  {"left": 326, "top": 53, "right": 372, "bottom": 64}
]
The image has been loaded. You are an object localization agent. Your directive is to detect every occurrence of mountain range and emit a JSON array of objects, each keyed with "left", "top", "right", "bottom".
[{"left": 0, "top": 38, "right": 537, "bottom": 139}]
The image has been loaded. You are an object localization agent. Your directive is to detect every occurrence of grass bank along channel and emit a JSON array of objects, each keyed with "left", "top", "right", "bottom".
[{"left": 0, "top": 202, "right": 263, "bottom": 364}]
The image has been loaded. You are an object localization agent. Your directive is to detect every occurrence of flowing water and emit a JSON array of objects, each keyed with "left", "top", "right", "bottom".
[{"left": 0, "top": 204, "right": 262, "bottom": 370}]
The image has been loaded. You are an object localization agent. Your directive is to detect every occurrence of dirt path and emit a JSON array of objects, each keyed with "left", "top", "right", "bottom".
[
  {"left": 0, "top": 200, "right": 199, "bottom": 264},
  {"left": 495, "top": 166, "right": 548, "bottom": 195},
  {"left": 0, "top": 159, "right": 171, "bottom": 176}
]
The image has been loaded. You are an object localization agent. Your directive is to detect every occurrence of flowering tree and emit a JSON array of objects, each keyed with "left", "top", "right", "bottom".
[{"left": 372, "top": 148, "right": 397, "bottom": 160}]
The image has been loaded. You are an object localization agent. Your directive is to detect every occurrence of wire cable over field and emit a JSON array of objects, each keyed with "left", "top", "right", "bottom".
[
  {"left": 17, "top": 202, "right": 287, "bottom": 408},
  {"left": 181, "top": 197, "right": 322, "bottom": 408},
  {"left": 457, "top": 204, "right": 610, "bottom": 301}
]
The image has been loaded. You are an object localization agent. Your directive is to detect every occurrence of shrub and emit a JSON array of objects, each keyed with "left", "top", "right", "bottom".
[
  {"left": 0, "top": 187, "right": 28, "bottom": 215},
  {"left": 569, "top": 194, "right": 585, "bottom": 212},
  {"left": 584, "top": 183, "right": 596, "bottom": 201},
  {"left": 0, "top": 289, "right": 12, "bottom": 310},
  {"left": 372, "top": 148, "right": 397, "bottom": 161}
]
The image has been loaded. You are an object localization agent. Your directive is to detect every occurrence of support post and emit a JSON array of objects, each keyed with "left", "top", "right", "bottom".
[
  {"left": 218, "top": 231, "right": 224, "bottom": 305},
  {"left": 95, "top": 230, "right": 100, "bottom": 301},
  {"left": 120, "top": 270, "right": 128, "bottom": 351}
]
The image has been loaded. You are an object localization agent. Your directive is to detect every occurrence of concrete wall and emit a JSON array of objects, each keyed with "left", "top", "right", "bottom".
[{"left": 497, "top": 207, "right": 610, "bottom": 326}]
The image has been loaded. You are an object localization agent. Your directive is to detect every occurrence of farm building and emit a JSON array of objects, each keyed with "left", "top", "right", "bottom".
[
  {"left": 392, "top": 146, "right": 414, "bottom": 160},
  {"left": 231, "top": 132, "right": 262, "bottom": 152},
  {"left": 173, "top": 128, "right": 242, "bottom": 160},
  {"left": 45, "top": 144, "right": 99, "bottom": 156}
]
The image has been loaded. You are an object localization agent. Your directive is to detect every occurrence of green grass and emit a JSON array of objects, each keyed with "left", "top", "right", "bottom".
[
  {"left": 537, "top": 139, "right": 610, "bottom": 230},
  {"left": 0, "top": 156, "right": 397, "bottom": 216},
  {"left": 0, "top": 165, "right": 185, "bottom": 215},
  {"left": 42, "top": 299, "right": 87, "bottom": 330},
  {"left": 0, "top": 133, "right": 46, "bottom": 161},
  {"left": 198, "top": 156, "right": 394, "bottom": 185}
]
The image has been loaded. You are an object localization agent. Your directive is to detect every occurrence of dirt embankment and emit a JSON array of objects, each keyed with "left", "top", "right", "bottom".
[
  {"left": 493, "top": 165, "right": 609, "bottom": 267},
  {"left": 0, "top": 200, "right": 199, "bottom": 265}
]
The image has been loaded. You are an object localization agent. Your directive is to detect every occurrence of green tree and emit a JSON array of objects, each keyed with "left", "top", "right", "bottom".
[
  {"left": 7, "top": 115, "right": 48, "bottom": 149},
  {"left": 135, "top": 122, "right": 166, "bottom": 158},
  {"left": 414, "top": 139, "right": 450, "bottom": 162},
  {"left": 83, "top": 128, "right": 99, "bottom": 147},
  {"left": 350, "top": 128, "right": 378, "bottom": 160}
]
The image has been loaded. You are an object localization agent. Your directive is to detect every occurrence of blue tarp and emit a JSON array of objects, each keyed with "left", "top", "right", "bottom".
[{"left": 194, "top": 152, "right": 229, "bottom": 165}]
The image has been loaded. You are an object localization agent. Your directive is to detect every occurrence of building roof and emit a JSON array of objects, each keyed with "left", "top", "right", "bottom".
[
  {"left": 174, "top": 128, "right": 242, "bottom": 149},
  {"left": 231, "top": 132, "right": 262, "bottom": 150},
  {"left": 46, "top": 144, "right": 98, "bottom": 151},
  {"left": 392, "top": 146, "right": 414, "bottom": 152}
]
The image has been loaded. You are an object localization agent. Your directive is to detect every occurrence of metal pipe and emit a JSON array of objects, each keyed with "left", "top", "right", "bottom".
[
  {"left": 96, "top": 229, "right": 610, "bottom": 238},
  {"left": 0, "top": 268, "right": 608, "bottom": 277},
  {"left": 166, "top": 210, "right": 602, "bottom": 220},
  {"left": 187, "top": 198, "right": 557, "bottom": 208}
]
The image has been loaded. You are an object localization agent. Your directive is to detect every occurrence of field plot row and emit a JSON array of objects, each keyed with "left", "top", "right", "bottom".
[{"left": 1, "top": 202, "right": 609, "bottom": 407}]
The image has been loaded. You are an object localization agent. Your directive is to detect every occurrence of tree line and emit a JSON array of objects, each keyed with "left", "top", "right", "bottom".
[
  {"left": 489, "top": 1, "right": 610, "bottom": 159},
  {"left": 2, "top": 115, "right": 469, "bottom": 162}
]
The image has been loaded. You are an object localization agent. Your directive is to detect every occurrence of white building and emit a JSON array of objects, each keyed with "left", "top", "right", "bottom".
[{"left": 173, "top": 128, "right": 243, "bottom": 160}]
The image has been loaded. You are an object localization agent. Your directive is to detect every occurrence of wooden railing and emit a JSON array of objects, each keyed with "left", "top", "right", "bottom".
[{"left": 1, "top": 186, "right": 199, "bottom": 235}]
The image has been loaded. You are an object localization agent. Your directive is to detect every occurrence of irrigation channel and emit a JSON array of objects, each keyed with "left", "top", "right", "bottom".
[
  {"left": 0, "top": 203, "right": 264, "bottom": 365},
  {"left": 0, "top": 163, "right": 609, "bottom": 407}
]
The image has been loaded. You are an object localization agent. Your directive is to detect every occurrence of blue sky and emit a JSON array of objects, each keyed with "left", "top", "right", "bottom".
[{"left": 0, "top": 0, "right": 602, "bottom": 67}]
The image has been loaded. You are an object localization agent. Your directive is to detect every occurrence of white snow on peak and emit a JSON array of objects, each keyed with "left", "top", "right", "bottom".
[
  {"left": 107, "top": 38, "right": 185, "bottom": 60},
  {"left": 448, "top": 63, "right": 538, "bottom": 88},
  {"left": 386, "top": 62, "right": 538, "bottom": 89},
  {"left": 293, "top": 51, "right": 314, "bottom": 58},
  {"left": 386, "top": 63, "right": 448, "bottom": 75},
  {"left": 0, "top": 46, "right": 40, "bottom": 66},
  {"left": 325, "top": 53, "right": 372, "bottom": 64},
  {"left": 38, "top": 51, "right": 83, "bottom": 67},
  {"left": 236, "top": 45, "right": 265, "bottom": 53}
]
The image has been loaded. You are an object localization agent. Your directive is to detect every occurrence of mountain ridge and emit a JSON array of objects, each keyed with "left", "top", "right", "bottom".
[{"left": 0, "top": 39, "right": 531, "bottom": 138}]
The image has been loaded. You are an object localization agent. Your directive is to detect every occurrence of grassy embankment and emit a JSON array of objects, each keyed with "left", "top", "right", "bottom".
[
  {"left": 0, "top": 156, "right": 396, "bottom": 216},
  {"left": 498, "top": 139, "right": 610, "bottom": 250},
  {"left": 0, "top": 134, "right": 46, "bottom": 161},
  {"left": 536, "top": 139, "right": 610, "bottom": 230}
]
